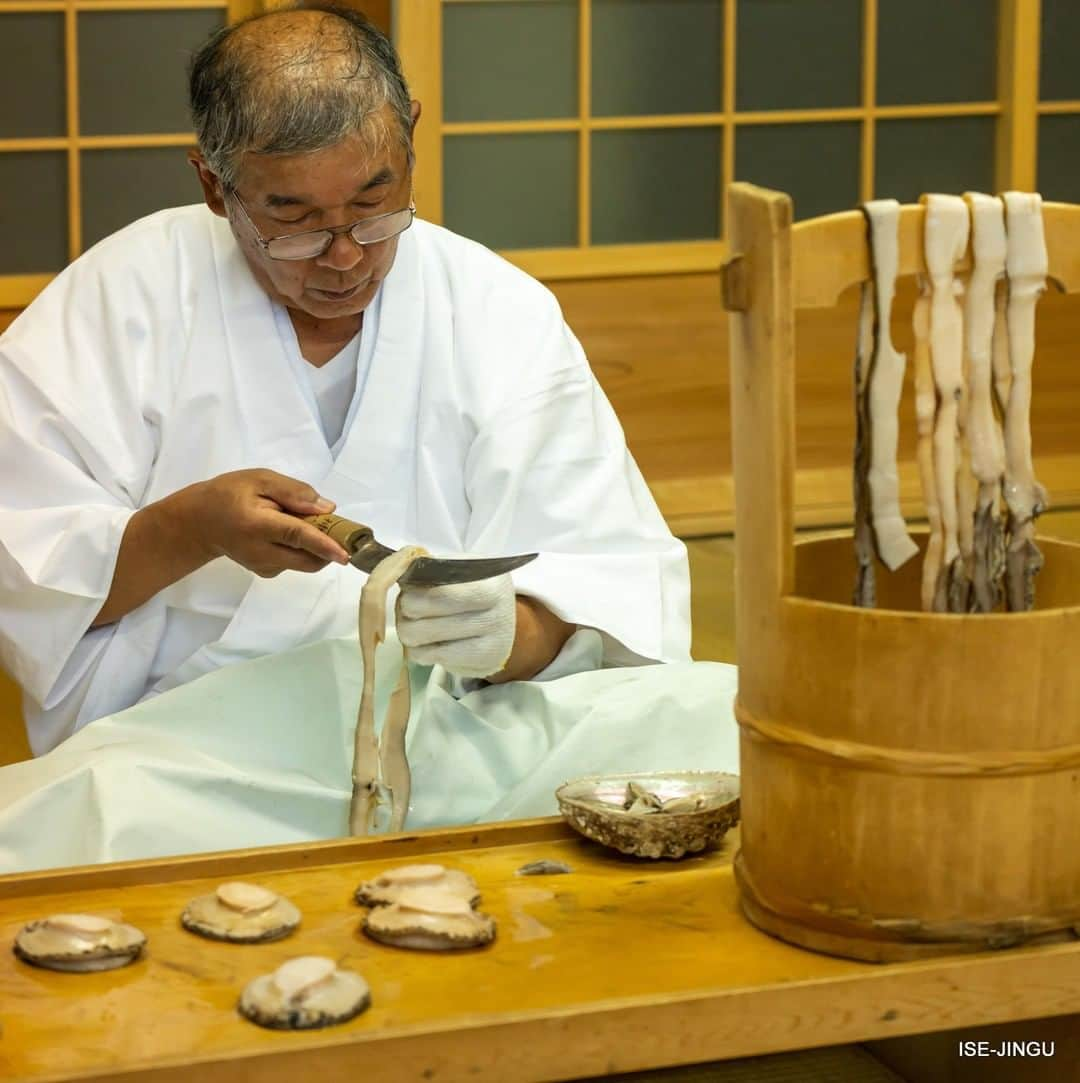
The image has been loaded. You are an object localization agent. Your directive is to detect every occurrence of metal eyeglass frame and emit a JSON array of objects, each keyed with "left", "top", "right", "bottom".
[{"left": 229, "top": 190, "right": 416, "bottom": 260}]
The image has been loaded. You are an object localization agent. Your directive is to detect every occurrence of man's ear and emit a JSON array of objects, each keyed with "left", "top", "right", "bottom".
[
  {"left": 409, "top": 99, "right": 421, "bottom": 138},
  {"left": 187, "top": 150, "right": 227, "bottom": 217}
]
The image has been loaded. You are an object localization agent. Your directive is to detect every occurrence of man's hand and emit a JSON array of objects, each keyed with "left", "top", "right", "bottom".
[
  {"left": 192, "top": 469, "right": 350, "bottom": 577},
  {"left": 397, "top": 574, "right": 516, "bottom": 678},
  {"left": 91, "top": 469, "right": 349, "bottom": 627},
  {"left": 397, "top": 580, "right": 575, "bottom": 683}
]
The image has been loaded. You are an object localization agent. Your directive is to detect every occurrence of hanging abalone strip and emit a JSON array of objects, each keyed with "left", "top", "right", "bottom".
[
  {"left": 1002, "top": 192, "right": 1049, "bottom": 611},
  {"left": 352, "top": 545, "right": 428, "bottom": 835},
  {"left": 852, "top": 271, "right": 877, "bottom": 607},
  {"left": 962, "top": 192, "right": 1009, "bottom": 612},
  {"left": 864, "top": 200, "right": 918, "bottom": 574},
  {"left": 911, "top": 274, "right": 941, "bottom": 612},
  {"left": 922, "top": 194, "right": 971, "bottom": 612}
]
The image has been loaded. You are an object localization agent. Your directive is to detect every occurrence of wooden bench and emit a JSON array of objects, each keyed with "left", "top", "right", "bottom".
[{"left": 2, "top": 820, "right": 1080, "bottom": 1082}]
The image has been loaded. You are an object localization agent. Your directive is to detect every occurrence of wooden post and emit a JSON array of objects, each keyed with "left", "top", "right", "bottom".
[
  {"left": 395, "top": 0, "right": 443, "bottom": 224},
  {"left": 723, "top": 183, "right": 795, "bottom": 717},
  {"left": 996, "top": 0, "right": 1040, "bottom": 192},
  {"left": 859, "top": 0, "right": 878, "bottom": 203},
  {"left": 64, "top": 1, "right": 81, "bottom": 262},
  {"left": 240, "top": 1, "right": 391, "bottom": 34}
]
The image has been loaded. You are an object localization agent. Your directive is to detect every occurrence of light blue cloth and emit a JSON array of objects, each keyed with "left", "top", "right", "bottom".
[{"left": 0, "top": 632, "right": 739, "bottom": 873}]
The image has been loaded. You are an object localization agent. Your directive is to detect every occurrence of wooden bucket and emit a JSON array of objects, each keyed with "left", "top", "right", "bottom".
[{"left": 723, "top": 183, "right": 1080, "bottom": 962}]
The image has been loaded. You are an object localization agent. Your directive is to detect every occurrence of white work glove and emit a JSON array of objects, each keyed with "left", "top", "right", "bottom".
[{"left": 396, "top": 574, "right": 516, "bottom": 678}]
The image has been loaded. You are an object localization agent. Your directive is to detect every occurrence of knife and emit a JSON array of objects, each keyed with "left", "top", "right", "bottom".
[{"left": 304, "top": 514, "right": 538, "bottom": 587}]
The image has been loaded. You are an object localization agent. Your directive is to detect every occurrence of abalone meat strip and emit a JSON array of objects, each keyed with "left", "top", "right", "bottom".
[
  {"left": 353, "top": 543, "right": 429, "bottom": 835},
  {"left": 864, "top": 199, "right": 918, "bottom": 573},
  {"left": 922, "top": 193, "right": 971, "bottom": 610},
  {"left": 355, "top": 864, "right": 480, "bottom": 908},
  {"left": 962, "top": 192, "right": 1009, "bottom": 612},
  {"left": 852, "top": 276, "right": 877, "bottom": 607},
  {"left": 1002, "top": 191, "right": 1049, "bottom": 611},
  {"left": 912, "top": 275, "right": 942, "bottom": 611}
]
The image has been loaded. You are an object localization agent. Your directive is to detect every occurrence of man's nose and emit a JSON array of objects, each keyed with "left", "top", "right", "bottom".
[{"left": 319, "top": 231, "right": 365, "bottom": 270}]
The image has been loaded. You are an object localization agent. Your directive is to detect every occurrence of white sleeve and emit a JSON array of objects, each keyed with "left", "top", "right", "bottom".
[
  {"left": 460, "top": 286, "right": 691, "bottom": 666},
  {"left": 0, "top": 256, "right": 157, "bottom": 711}
]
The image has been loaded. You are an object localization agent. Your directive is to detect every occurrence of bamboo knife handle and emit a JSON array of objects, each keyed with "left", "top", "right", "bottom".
[{"left": 304, "top": 513, "right": 375, "bottom": 553}]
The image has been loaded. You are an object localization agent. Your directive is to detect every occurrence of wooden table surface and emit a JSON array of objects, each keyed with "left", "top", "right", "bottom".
[{"left": 1, "top": 819, "right": 1079, "bottom": 1083}]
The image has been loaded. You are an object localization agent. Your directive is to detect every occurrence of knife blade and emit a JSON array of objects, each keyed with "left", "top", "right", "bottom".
[{"left": 304, "top": 514, "right": 538, "bottom": 586}]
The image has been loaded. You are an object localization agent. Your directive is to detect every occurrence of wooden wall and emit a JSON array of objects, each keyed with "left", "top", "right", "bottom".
[{"left": 549, "top": 273, "right": 1080, "bottom": 536}]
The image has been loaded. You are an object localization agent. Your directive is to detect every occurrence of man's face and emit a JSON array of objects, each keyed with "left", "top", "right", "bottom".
[{"left": 193, "top": 108, "right": 416, "bottom": 324}]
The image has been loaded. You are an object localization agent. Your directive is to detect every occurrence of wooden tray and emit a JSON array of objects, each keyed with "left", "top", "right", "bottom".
[{"left": 2, "top": 819, "right": 1080, "bottom": 1083}]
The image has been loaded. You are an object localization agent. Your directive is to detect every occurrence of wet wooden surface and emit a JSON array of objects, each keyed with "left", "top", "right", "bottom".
[{"left": 2, "top": 819, "right": 1080, "bottom": 1082}]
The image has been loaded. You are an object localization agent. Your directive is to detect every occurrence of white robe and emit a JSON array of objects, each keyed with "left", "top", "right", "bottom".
[{"left": 0, "top": 206, "right": 690, "bottom": 755}]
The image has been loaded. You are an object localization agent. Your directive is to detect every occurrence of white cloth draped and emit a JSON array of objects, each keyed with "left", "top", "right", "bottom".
[
  {"left": 0, "top": 207, "right": 690, "bottom": 755},
  {"left": 0, "top": 632, "right": 739, "bottom": 874}
]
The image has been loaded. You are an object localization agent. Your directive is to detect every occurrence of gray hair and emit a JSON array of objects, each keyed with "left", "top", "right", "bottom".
[{"left": 188, "top": 2, "right": 413, "bottom": 191}]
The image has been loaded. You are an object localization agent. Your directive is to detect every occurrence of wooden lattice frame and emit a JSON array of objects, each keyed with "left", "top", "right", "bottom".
[
  {"left": 396, "top": 0, "right": 1066, "bottom": 281},
  {"left": 0, "top": 0, "right": 391, "bottom": 309},
  {"left": 0, "top": 0, "right": 1070, "bottom": 303},
  {"left": 0, "top": 0, "right": 265, "bottom": 306}
]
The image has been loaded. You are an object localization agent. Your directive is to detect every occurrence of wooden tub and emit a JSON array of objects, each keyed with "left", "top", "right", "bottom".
[{"left": 723, "top": 184, "right": 1080, "bottom": 961}]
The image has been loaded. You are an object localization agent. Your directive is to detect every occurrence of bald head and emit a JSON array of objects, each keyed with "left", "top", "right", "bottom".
[
  {"left": 226, "top": 8, "right": 360, "bottom": 81},
  {"left": 189, "top": 3, "right": 413, "bottom": 190}
]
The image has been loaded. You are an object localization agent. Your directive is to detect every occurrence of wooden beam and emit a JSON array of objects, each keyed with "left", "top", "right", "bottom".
[
  {"left": 721, "top": 0, "right": 735, "bottom": 228},
  {"left": 0, "top": 276, "right": 54, "bottom": 309},
  {"left": 507, "top": 240, "right": 726, "bottom": 280},
  {"left": 239, "top": 0, "right": 389, "bottom": 32},
  {"left": 395, "top": 0, "right": 442, "bottom": 222},
  {"left": 321, "top": 0, "right": 389, "bottom": 35},
  {"left": 577, "top": 0, "right": 590, "bottom": 247},
  {"left": 65, "top": 1, "right": 80, "bottom": 261},
  {"left": 225, "top": 0, "right": 261, "bottom": 20},
  {"left": 996, "top": 0, "right": 1040, "bottom": 191},
  {"left": 859, "top": 0, "right": 877, "bottom": 201}
]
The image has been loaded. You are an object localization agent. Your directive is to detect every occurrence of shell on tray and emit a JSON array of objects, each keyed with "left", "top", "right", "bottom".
[
  {"left": 181, "top": 881, "right": 301, "bottom": 943},
  {"left": 238, "top": 956, "right": 371, "bottom": 1030},
  {"left": 362, "top": 885, "right": 496, "bottom": 951},
  {"left": 13, "top": 913, "right": 147, "bottom": 972},
  {"left": 555, "top": 771, "right": 740, "bottom": 860}
]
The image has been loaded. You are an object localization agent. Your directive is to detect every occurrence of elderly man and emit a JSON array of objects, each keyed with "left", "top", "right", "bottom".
[{"left": 0, "top": 3, "right": 690, "bottom": 760}]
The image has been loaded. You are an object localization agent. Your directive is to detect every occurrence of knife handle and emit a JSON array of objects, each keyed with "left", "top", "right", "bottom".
[{"left": 304, "top": 513, "right": 374, "bottom": 553}]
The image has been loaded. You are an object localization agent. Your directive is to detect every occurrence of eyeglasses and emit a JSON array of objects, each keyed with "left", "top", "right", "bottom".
[{"left": 230, "top": 191, "right": 415, "bottom": 260}]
